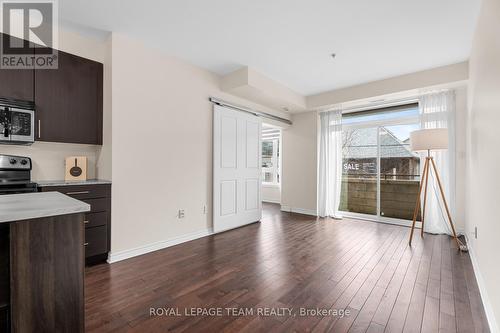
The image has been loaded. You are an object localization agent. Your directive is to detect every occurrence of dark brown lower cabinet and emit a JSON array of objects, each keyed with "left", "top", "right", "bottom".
[
  {"left": 39, "top": 183, "right": 111, "bottom": 265},
  {"left": 4, "top": 213, "right": 85, "bottom": 333},
  {"left": 85, "top": 225, "right": 108, "bottom": 258}
]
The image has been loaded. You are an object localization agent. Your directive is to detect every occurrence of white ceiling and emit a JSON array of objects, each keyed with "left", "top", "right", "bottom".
[{"left": 59, "top": 0, "right": 481, "bottom": 96}]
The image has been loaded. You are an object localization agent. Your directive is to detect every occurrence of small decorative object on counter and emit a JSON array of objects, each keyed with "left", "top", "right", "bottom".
[{"left": 65, "top": 156, "right": 87, "bottom": 182}]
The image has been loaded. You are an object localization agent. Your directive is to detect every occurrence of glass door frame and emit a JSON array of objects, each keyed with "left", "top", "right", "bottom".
[{"left": 340, "top": 114, "right": 422, "bottom": 228}]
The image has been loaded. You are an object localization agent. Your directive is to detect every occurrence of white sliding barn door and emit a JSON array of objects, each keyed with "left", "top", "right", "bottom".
[{"left": 213, "top": 104, "right": 262, "bottom": 233}]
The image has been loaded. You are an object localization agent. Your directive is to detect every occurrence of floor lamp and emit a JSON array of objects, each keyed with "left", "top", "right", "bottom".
[{"left": 408, "top": 128, "right": 467, "bottom": 251}]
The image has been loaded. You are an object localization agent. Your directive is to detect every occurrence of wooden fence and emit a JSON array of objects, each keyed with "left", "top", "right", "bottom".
[{"left": 339, "top": 178, "right": 421, "bottom": 221}]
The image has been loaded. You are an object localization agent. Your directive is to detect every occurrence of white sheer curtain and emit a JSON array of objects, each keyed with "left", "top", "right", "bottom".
[
  {"left": 318, "top": 107, "right": 343, "bottom": 218},
  {"left": 419, "top": 90, "right": 456, "bottom": 234}
]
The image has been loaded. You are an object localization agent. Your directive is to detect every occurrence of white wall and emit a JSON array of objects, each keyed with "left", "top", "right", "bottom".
[
  {"left": 97, "top": 35, "right": 112, "bottom": 181},
  {"left": 281, "top": 111, "right": 318, "bottom": 215},
  {"left": 454, "top": 86, "right": 468, "bottom": 231},
  {"left": 262, "top": 185, "right": 281, "bottom": 203},
  {"left": 0, "top": 28, "right": 110, "bottom": 181},
  {"left": 109, "top": 33, "right": 289, "bottom": 255},
  {"left": 465, "top": 0, "right": 500, "bottom": 329}
]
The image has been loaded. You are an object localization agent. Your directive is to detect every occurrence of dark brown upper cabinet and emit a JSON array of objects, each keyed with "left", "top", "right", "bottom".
[
  {"left": 35, "top": 49, "right": 103, "bottom": 145},
  {"left": 0, "top": 34, "right": 34, "bottom": 102}
]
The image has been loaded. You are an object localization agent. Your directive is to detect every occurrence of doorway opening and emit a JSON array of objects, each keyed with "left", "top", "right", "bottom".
[{"left": 261, "top": 124, "right": 281, "bottom": 205}]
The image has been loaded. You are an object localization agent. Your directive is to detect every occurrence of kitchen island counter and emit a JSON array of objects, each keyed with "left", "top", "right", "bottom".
[
  {"left": 0, "top": 191, "right": 90, "bottom": 223},
  {"left": 0, "top": 191, "right": 88, "bottom": 332}
]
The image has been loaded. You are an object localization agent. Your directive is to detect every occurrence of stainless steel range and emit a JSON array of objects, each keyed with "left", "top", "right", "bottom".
[{"left": 0, "top": 154, "right": 37, "bottom": 194}]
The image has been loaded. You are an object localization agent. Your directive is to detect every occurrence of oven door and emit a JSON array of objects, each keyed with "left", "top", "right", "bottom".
[
  {"left": 0, "top": 183, "right": 38, "bottom": 195},
  {"left": 8, "top": 107, "right": 34, "bottom": 143}
]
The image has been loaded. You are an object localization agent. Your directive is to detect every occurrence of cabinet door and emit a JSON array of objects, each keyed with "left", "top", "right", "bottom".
[
  {"left": 0, "top": 34, "right": 34, "bottom": 101},
  {"left": 10, "top": 214, "right": 84, "bottom": 332},
  {"left": 35, "top": 50, "right": 103, "bottom": 144},
  {"left": 85, "top": 226, "right": 108, "bottom": 258}
]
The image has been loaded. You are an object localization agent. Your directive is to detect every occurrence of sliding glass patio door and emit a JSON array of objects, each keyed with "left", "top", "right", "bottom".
[{"left": 339, "top": 104, "right": 421, "bottom": 225}]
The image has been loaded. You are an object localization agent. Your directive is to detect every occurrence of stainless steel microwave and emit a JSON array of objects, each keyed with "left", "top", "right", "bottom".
[{"left": 0, "top": 101, "right": 35, "bottom": 145}]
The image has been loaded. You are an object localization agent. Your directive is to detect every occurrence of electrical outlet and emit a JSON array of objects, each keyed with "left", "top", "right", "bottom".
[
  {"left": 474, "top": 226, "right": 478, "bottom": 239},
  {"left": 178, "top": 209, "right": 185, "bottom": 219}
]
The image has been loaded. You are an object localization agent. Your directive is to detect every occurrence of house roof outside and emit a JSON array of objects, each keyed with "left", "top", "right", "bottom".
[{"left": 343, "top": 127, "right": 418, "bottom": 159}]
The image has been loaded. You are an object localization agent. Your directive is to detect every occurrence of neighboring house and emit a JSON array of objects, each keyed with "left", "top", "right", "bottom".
[{"left": 342, "top": 127, "right": 420, "bottom": 180}]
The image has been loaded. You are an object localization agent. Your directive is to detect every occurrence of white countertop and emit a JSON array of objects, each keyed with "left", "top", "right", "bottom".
[
  {"left": 36, "top": 179, "right": 112, "bottom": 187},
  {"left": 0, "top": 192, "right": 90, "bottom": 224}
]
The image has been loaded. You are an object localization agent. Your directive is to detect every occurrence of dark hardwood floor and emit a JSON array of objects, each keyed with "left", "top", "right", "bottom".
[{"left": 85, "top": 203, "right": 489, "bottom": 332}]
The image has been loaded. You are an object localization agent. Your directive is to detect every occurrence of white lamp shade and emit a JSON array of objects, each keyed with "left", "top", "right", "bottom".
[{"left": 410, "top": 128, "right": 448, "bottom": 151}]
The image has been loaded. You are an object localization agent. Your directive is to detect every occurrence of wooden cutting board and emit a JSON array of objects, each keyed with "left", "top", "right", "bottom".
[{"left": 65, "top": 156, "right": 87, "bottom": 181}]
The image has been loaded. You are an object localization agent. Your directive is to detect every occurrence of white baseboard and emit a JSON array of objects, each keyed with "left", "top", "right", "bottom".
[
  {"left": 465, "top": 234, "right": 499, "bottom": 333},
  {"left": 280, "top": 205, "right": 291, "bottom": 212},
  {"left": 262, "top": 199, "right": 281, "bottom": 204},
  {"left": 280, "top": 205, "right": 317, "bottom": 216},
  {"left": 108, "top": 228, "right": 214, "bottom": 263}
]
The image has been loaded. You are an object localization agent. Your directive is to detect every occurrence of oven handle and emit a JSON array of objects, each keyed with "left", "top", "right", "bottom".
[{"left": 0, "top": 188, "right": 38, "bottom": 194}]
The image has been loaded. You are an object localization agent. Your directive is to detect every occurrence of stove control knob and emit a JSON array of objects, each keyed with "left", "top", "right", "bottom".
[
  {"left": 20, "top": 159, "right": 28, "bottom": 165},
  {"left": 9, "top": 158, "right": 17, "bottom": 164}
]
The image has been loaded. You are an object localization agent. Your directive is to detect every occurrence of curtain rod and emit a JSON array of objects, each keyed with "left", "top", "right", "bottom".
[
  {"left": 323, "top": 87, "right": 454, "bottom": 114},
  {"left": 319, "top": 96, "right": 420, "bottom": 115},
  {"left": 209, "top": 97, "right": 292, "bottom": 125}
]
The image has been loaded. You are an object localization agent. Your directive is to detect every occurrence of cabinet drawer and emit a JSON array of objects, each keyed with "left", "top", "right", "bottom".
[
  {"left": 84, "top": 212, "right": 107, "bottom": 229},
  {"left": 85, "top": 226, "right": 108, "bottom": 258},
  {"left": 40, "top": 184, "right": 110, "bottom": 199},
  {"left": 82, "top": 198, "right": 110, "bottom": 213}
]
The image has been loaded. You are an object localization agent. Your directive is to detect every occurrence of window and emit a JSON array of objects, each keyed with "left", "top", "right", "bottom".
[
  {"left": 262, "top": 127, "right": 280, "bottom": 185},
  {"left": 340, "top": 103, "right": 421, "bottom": 221}
]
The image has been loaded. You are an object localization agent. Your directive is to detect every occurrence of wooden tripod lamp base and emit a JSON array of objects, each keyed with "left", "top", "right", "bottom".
[{"left": 408, "top": 129, "right": 467, "bottom": 252}]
